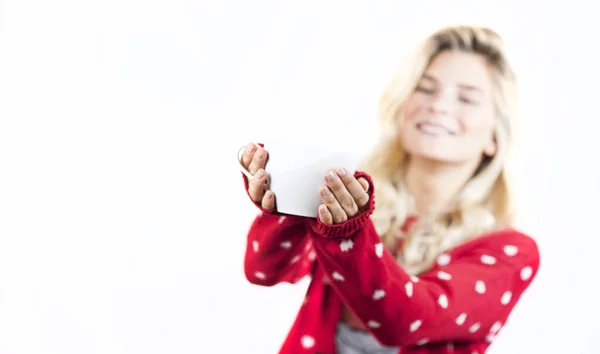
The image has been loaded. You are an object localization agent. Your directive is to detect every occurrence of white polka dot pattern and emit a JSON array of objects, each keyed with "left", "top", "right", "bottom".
[
  {"left": 521, "top": 266, "right": 533, "bottom": 280},
  {"left": 437, "top": 253, "right": 451, "bottom": 266},
  {"left": 475, "top": 280, "right": 486, "bottom": 294},
  {"left": 504, "top": 245, "right": 518, "bottom": 256},
  {"left": 490, "top": 321, "right": 502, "bottom": 333},
  {"left": 480, "top": 255, "right": 496, "bottom": 265},
  {"left": 409, "top": 320, "right": 422, "bottom": 332},
  {"left": 375, "top": 243, "right": 384, "bottom": 258},
  {"left": 340, "top": 239, "right": 354, "bottom": 252},
  {"left": 300, "top": 335, "right": 314, "bottom": 348},
  {"left": 416, "top": 338, "right": 429, "bottom": 346},
  {"left": 501, "top": 291, "right": 512, "bottom": 305},
  {"left": 456, "top": 313, "right": 467, "bottom": 325},
  {"left": 242, "top": 208, "right": 540, "bottom": 352},
  {"left": 332, "top": 271, "right": 344, "bottom": 282},
  {"left": 304, "top": 241, "right": 312, "bottom": 251},
  {"left": 373, "top": 289, "right": 386, "bottom": 300},
  {"left": 367, "top": 320, "right": 381, "bottom": 328},
  {"left": 438, "top": 271, "right": 452, "bottom": 280},
  {"left": 438, "top": 294, "right": 448, "bottom": 308},
  {"left": 405, "top": 282, "right": 413, "bottom": 297}
]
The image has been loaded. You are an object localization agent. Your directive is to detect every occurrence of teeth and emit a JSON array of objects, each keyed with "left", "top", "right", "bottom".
[{"left": 418, "top": 123, "right": 451, "bottom": 135}]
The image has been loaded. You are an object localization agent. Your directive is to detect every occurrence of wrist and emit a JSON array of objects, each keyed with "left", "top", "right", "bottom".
[{"left": 309, "top": 170, "right": 376, "bottom": 238}]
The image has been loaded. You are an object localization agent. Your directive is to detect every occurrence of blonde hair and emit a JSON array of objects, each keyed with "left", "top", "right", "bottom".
[{"left": 360, "top": 25, "right": 520, "bottom": 275}]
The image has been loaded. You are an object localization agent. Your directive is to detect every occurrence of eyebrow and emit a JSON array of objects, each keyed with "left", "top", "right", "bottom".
[{"left": 421, "top": 74, "right": 483, "bottom": 93}]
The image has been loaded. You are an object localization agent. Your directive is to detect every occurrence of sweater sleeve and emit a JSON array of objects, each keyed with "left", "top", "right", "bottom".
[
  {"left": 244, "top": 212, "right": 316, "bottom": 286},
  {"left": 242, "top": 170, "right": 316, "bottom": 286},
  {"left": 307, "top": 175, "right": 541, "bottom": 347}
]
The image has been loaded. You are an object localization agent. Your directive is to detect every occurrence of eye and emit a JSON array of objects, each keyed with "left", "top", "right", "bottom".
[
  {"left": 458, "top": 95, "right": 479, "bottom": 105},
  {"left": 415, "top": 86, "right": 435, "bottom": 94}
]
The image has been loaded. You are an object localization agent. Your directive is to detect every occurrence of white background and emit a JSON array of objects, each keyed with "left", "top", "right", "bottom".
[{"left": 0, "top": 1, "right": 598, "bottom": 353}]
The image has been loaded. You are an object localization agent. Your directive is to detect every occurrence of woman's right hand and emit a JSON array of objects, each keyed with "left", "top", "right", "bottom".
[{"left": 241, "top": 143, "right": 275, "bottom": 211}]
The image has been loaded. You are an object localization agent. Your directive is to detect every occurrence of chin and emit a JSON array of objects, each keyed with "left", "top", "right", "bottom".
[
  {"left": 403, "top": 139, "right": 454, "bottom": 162},
  {"left": 409, "top": 150, "right": 455, "bottom": 164},
  {"left": 405, "top": 144, "right": 481, "bottom": 166},
  {"left": 401, "top": 128, "right": 465, "bottom": 163},
  {"left": 405, "top": 143, "right": 477, "bottom": 165}
]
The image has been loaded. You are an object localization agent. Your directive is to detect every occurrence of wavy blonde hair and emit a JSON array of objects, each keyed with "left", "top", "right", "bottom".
[{"left": 360, "top": 25, "right": 520, "bottom": 275}]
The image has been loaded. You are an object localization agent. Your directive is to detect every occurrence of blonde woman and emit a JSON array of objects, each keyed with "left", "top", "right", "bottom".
[{"left": 240, "top": 25, "right": 540, "bottom": 354}]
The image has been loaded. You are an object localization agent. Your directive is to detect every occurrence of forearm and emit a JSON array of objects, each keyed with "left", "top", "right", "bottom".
[
  {"left": 310, "top": 220, "right": 540, "bottom": 346},
  {"left": 244, "top": 213, "right": 315, "bottom": 286}
]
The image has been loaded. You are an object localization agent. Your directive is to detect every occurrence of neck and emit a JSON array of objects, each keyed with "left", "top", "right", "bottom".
[{"left": 405, "top": 157, "right": 480, "bottom": 215}]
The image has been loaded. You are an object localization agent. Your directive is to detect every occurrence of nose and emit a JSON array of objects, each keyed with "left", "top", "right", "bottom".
[{"left": 429, "top": 88, "right": 455, "bottom": 115}]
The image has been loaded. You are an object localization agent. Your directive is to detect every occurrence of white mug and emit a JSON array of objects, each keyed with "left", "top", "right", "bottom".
[{"left": 237, "top": 141, "right": 361, "bottom": 218}]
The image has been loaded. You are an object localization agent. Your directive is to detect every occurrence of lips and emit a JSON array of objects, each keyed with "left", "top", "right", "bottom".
[{"left": 416, "top": 122, "right": 456, "bottom": 136}]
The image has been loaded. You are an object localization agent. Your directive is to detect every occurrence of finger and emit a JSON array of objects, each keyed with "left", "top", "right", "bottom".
[
  {"left": 318, "top": 204, "right": 333, "bottom": 224},
  {"left": 325, "top": 171, "right": 358, "bottom": 217},
  {"left": 248, "top": 168, "right": 267, "bottom": 202},
  {"left": 261, "top": 190, "right": 275, "bottom": 210},
  {"left": 247, "top": 147, "right": 268, "bottom": 175},
  {"left": 358, "top": 177, "right": 369, "bottom": 192},
  {"left": 336, "top": 170, "right": 370, "bottom": 209},
  {"left": 320, "top": 185, "right": 347, "bottom": 224},
  {"left": 241, "top": 143, "right": 257, "bottom": 169}
]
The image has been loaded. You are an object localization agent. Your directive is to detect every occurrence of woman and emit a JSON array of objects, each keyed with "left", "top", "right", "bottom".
[{"left": 239, "top": 25, "right": 540, "bottom": 354}]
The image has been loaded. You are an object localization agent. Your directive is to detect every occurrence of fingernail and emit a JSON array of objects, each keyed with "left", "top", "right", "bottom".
[
  {"left": 321, "top": 187, "right": 331, "bottom": 196},
  {"left": 319, "top": 205, "right": 327, "bottom": 213},
  {"left": 247, "top": 143, "right": 256, "bottom": 153},
  {"left": 325, "top": 171, "right": 336, "bottom": 182},
  {"left": 255, "top": 170, "right": 263, "bottom": 179},
  {"left": 336, "top": 168, "right": 347, "bottom": 178},
  {"left": 265, "top": 191, "right": 273, "bottom": 199}
]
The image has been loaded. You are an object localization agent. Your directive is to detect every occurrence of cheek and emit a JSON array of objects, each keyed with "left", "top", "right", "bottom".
[
  {"left": 461, "top": 107, "right": 495, "bottom": 134},
  {"left": 463, "top": 119, "right": 493, "bottom": 134},
  {"left": 460, "top": 115, "right": 496, "bottom": 149},
  {"left": 403, "top": 95, "right": 425, "bottom": 122}
]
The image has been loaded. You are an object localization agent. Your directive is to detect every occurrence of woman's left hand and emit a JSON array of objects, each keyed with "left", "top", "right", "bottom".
[{"left": 318, "top": 168, "right": 370, "bottom": 225}]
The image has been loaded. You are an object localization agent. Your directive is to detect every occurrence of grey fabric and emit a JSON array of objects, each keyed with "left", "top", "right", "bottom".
[{"left": 335, "top": 322, "right": 400, "bottom": 354}]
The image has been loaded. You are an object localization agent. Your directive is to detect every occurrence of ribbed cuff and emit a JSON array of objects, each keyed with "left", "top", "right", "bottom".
[{"left": 309, "top": 170, "right": 376, "bottom": 238}]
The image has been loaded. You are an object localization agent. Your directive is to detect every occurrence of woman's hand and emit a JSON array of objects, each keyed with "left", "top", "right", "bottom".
[
  {"left": 318, "top": 168, "right": 370, "bottom": 225},
  {"left": 241, "top": 143, "right": 275, "bottom": 211}
]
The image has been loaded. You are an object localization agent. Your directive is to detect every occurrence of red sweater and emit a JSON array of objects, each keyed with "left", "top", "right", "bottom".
[{"left": 242, "top": 171, "right": 540, "bottom": 354}]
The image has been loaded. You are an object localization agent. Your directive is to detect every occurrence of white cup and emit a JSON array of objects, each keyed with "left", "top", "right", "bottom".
[{"left": 238, "top": 141, "right": 361, "bottom": 218}]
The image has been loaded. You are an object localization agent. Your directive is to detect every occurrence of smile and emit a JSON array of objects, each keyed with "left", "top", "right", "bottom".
[{"left": 416, "top": 122, "right": 456, "bottom": 136}]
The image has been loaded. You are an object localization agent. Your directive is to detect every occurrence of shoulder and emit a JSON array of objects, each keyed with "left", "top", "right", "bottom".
[
  {"left": 478, "top": 227, "right": 538, "bottom": 253},
  {"left": 452, "top": 227, "right": 541, "bottom": 271}
]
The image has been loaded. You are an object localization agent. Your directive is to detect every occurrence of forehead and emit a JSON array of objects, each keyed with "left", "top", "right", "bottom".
[{"left": 423, "top": 50, "right": 493, "bottom": 91}]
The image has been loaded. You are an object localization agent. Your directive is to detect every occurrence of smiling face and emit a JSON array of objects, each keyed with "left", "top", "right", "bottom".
[{"left": 400, "top": 50, "right": 497, "bottom": 165}]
